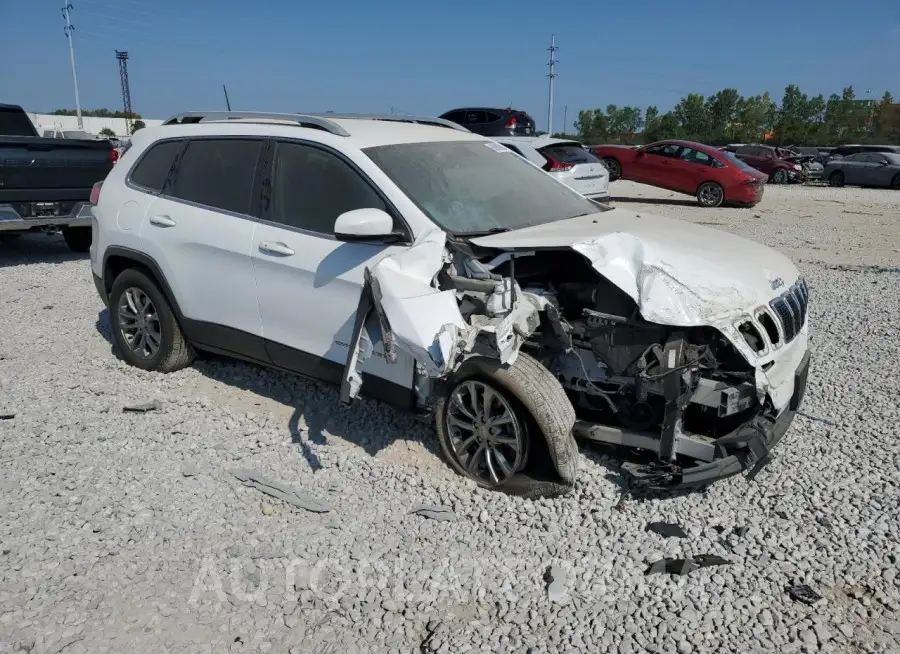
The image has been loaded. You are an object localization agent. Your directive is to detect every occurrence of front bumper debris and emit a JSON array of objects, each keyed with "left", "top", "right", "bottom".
[{"left": 576, "top": 350, "right": 810, "bottom": 490}]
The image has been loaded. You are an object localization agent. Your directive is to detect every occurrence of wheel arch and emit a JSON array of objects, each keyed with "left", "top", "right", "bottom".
[{"left": 102, "top": 247, "right": 186, "bottom": 322}]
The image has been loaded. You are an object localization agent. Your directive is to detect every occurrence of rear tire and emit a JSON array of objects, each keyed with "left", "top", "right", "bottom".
[
  {"left": 108, "top": 267, "right": 194, "bottom": 373},
  {"left": 828, "top": 171, "right": 845, "bottom": 187},
  {"left": 891, "top": 173, "right": 900, "bottom": 190},
  {"left": 604, "top": 158, "right": 621, "bottom": 181},
  {"left": 62, "top": 226, "right": 91, "bottom": 253},
  {"left": 435, "top": 352, "right": 578, "bottom": 498},
  {"left": 696, "top": 182, "right": 725, "bottom": 208}
]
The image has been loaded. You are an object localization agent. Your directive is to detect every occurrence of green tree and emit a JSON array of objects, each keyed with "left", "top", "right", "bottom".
[
  {"left": 703, "top": 88, "right": 741, "bottom": 144},
  {"left": 51, "top": 108, "right": 142, "bottom": 119},
  {"left": 99, "top": 127, "right": 116, "bottom": 138},
  {"left": 671, "top": 94, "right": 707, "bottom": 141},
  {"left": 575, "top": 109, "right": 610, "bottom": 144},
  {"left": 874, "top": 92, "right": 900, "bottom": 143},
  {"left": 732, "top": 92, "right": 777, "bottom": 143},
  {"left": 131, "top": 120, "right": 146, "bottom": 132}
]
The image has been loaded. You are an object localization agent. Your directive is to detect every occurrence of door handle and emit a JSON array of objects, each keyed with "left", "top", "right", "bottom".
[
  {"left": 259, "top": 241, "right": 295, "bottom": 256},
  {"left": 148, "top": 214, "right": 176, "bottom": 228}
]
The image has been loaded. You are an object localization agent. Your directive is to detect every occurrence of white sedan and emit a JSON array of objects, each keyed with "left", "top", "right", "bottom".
[{"left": 492, "top": 136, "right": 610, "bottom": 203}]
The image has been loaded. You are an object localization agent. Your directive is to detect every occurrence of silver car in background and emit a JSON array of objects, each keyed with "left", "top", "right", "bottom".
[
  {"left": 492, "top": 136, "right": 610, "bottom": 203},
  {"left": 824, "top": 152, "right": 900, "bottom": 189}
]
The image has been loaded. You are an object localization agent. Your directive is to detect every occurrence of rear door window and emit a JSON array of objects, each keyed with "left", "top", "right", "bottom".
[
  {"left": 129, "top": 139, "right": 182, "bottom": 192},
  {"left": 170, "top": 138, "right": 263, "bottom": 215},
  {"left": 539, "top": 143, "right": 600, "bottom": 164},
  {"left": 680, "top": 147, "right": 713, "bottom": 165}
]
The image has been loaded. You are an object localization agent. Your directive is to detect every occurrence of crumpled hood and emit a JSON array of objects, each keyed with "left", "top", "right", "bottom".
[{"left": 470, "top": 208, "right": 800, "bottom": 326}]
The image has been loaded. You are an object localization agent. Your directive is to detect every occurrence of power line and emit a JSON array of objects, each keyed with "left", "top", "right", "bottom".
[
  {"left": 80, "top": 0, "right": 157, "bottom": 18},
  {"left": 79, "top": 10, "right": 152, "bottom": 28}
]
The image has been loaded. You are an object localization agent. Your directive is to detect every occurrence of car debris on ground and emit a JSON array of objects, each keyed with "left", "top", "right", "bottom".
[
  {"left": 787, "top": 584, "right": 824, "bottom": 606},
  {"left": 645, "top": 521, "right": 688, "bottom": 538},
  {"left": 644, "top": 555, "right": 732, "bottom": 576},
  {"left": 122, "top": 400, "right": 160, "bottom": 413},
  {"left": 407, "top": 505, "right": 457, "bottom": 522},
  {"left": 228, "top": 468, "right": 333, "bottom": 513}
]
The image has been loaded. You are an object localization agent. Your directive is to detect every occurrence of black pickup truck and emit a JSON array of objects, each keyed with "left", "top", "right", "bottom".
[{"left": 0, "top": 103, "right": 115, "bottom": 252}]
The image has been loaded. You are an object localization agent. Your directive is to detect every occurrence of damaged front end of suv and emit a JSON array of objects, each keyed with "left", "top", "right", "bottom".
[{"left": 341, "top": 216, "right": 811, "bottom": 497}]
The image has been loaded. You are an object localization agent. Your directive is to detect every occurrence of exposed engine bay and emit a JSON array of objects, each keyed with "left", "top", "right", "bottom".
[{"left": 341, "top": 227, "right": 810, "bottom": 490}]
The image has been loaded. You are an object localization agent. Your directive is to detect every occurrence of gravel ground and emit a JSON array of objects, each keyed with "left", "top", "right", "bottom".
[{"left": 1, "top": 183, "right": 899, "bottom": 654}]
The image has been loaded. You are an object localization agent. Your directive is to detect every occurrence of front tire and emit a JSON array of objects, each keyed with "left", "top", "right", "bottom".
[
  {"left": 891, "top": 173, "right": 900, "bottom": 190},
  {"left": 108, "top": 267, "right": 194, "bottom": 372},
  {"left": 828, "top": 171, "right": 845, "bottom": 187},
  {"left": 62, "top": 226, "right": 91, "bottom": 253},
  {"left": 696, "top": 182, "right": 725, "bottom": 208},
  {"left": 771, "top": 169, "right": 788, "bottom": 184},
  {"left": 434, "top": 352, "right": 578, "bottom": 498},
  {"left": 603, "top": 158, "right": 621, "bottom": 181}
]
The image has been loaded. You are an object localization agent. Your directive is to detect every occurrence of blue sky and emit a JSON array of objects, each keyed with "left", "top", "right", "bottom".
[{"left": 1, "top": 0, "right": 897, "bottom": 131}]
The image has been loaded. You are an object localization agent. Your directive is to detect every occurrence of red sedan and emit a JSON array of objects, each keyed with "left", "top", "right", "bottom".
[{"left": 591, "top": 140, "right": 768, "bottom": 208}]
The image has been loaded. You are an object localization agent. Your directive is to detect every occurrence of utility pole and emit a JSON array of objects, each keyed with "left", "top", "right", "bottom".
[
  {"left": 546, "top": 34, "right": 558, "bottom": 135},
  {"left": 563, "top": 105, "right": 568, "bottom": 135},
  {"left": 223, "top": 85, "right": 232, "bottom": 111},
  {"left": 61, "top": 3, "right": 83, "bottom": 129}
]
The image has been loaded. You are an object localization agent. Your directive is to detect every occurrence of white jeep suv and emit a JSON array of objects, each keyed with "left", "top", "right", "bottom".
[{"left": 90, "top": 111, "right": 811, "bottom": 497}]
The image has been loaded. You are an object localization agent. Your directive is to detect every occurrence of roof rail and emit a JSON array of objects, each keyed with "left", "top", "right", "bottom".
[
  {"left": 306, "top": 113, "right": 471, "bottom": 133},
  {"left": 161, "top": 111, "right": 350, "bottom": 137}
]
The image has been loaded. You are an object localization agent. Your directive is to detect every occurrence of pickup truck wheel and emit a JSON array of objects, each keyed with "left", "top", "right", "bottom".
[
  {"left": 109, "top": 268, "right": 194, "bottom": 373},
  {"left": 696, "top": 182, "right": 724, "bottom": 208},
  {"left": 603, "top": 158, "right": 621, "bottom": 181},
  {"left": 434, "top": 352, "right": 578, "bottom": 499},
  {"left": 828, "top": 171, "right": 845, "bottom": 187},
  {"left": 62, "top": 227, "right": 91, "bottom": 253},
  {"left": 771, "top": 169, "right": 788, "bottom": 184}
]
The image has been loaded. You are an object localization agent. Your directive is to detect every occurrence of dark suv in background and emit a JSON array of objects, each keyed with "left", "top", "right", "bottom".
[{"left": 439, "top": 107, "right": 536, "bottom": 136}]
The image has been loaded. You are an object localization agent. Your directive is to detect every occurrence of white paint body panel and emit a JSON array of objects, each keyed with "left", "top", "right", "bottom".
[
  {"left": 471, "top": 208, "right": 800, "bottom": 326},
  {"left": 138, "top": 196, "right": 263, "bottom": 336},
  {"left": 250, "top": 222, "right": 415, "bottom": 387}
]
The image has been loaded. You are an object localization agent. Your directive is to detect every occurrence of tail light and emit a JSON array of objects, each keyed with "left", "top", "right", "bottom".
[
  {"left": 90, "top": 181, "right": 103, "bottom": 205},
  {"left": 541, "top": 153, "right": 574, "bottom": 172},
  {"left": 504, "top": 115, "right": 517, "bottom": 130},
  {"left": 110, "top": 148, "right": 119, "bottom": 164}
]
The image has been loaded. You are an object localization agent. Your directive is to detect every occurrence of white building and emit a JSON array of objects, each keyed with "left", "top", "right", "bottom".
[{"left": 26, "top": 112, "right": 164, "bottom": 139}]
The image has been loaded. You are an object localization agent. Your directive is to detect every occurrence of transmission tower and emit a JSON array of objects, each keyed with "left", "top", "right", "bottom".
[
  {"left": 546, "top": 35, "right": 558, "bottom": 135},
  {"left": 115, "top": 50, "right": 133, "bottom": 135}
]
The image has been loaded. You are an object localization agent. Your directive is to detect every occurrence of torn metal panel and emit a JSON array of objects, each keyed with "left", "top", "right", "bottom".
[{"left": 341, "top": 228, "right": 541, "bottom": 401}]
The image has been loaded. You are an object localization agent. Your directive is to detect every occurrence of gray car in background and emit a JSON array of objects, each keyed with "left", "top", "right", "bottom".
[{"left": 824, "top": 152, "right": 900, "bottom": 189}]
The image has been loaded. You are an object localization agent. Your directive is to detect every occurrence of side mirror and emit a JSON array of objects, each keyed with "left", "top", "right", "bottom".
[
  {"left": 334, "top": 208, "right": 398, "bottom": 243},
  {"left": 635, "top": 149, "right": 646, "bottom": 157}
]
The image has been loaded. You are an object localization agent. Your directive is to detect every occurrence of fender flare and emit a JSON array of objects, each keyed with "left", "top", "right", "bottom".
[{"left": 101, "top": 246, "right": 186, "bottom": 322}]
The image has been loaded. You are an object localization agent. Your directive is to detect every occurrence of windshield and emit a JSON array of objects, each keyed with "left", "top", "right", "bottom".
[
  {"left": 721, "top": 151, "right": 759, "bottom": 173},
  {"left": 364, "top": 140, "right": 604, "bottom": 235}
]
